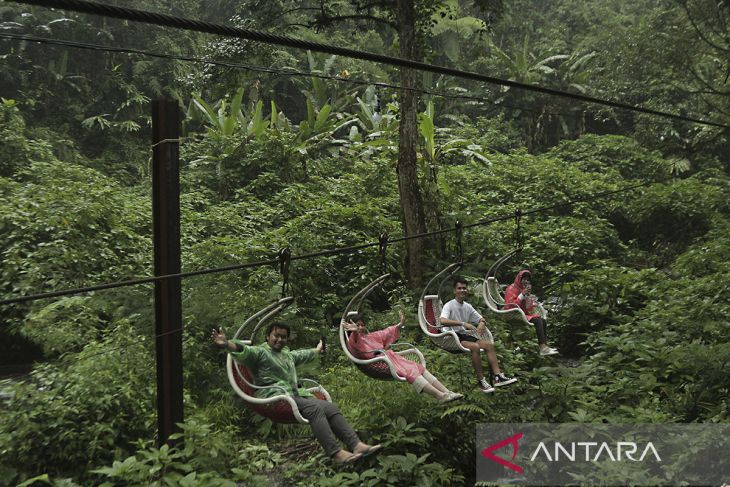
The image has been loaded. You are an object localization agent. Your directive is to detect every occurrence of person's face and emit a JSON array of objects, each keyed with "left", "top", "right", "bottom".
[
  {"left": 356, "top": 319, "right": 368, "bottom": 334},
  {"left": 455, "top": 282, "right": 469, "bottom": 301},
  {"left": 521, "top": 275, "right": 531, "bottom": 287},
  {"left": 266, "top": 326, "right": 289, "bottom": 351}
]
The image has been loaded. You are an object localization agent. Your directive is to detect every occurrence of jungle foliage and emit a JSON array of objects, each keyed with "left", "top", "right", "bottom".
[{"left": 1, "top": 0, "right": 729, "bottom": 485}]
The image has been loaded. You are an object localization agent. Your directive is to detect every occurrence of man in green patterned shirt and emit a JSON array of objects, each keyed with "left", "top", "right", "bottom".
[{"left": 212, "top": 321, "right": 381, "bottom": 464}]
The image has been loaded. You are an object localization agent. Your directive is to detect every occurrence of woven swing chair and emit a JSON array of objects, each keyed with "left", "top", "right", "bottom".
[
  {"left": 418, "top": 262, "right": 493, "bottom": 353},
  {"left": 482, "top": 249, "right": 547, "bottom": 328},
  {"left": 226, "top": 296, "right": 332, "bottom": 424},
  {"left": 339, "top": 273, "right": 426, "bottom": 381}
]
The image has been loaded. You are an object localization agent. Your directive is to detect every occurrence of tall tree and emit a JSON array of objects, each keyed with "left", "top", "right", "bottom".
[
  {"left": 396, "top": 0, "right": 428, "bottom": 284},
  {"left": 679, "top": 0, "right": 730, "bottom": 117},
  {"left": 302, "top": 0, "right": 427, "bottom": 283},
  {"left": 305, "top": 0, "right": 500, "bottom": 284}
]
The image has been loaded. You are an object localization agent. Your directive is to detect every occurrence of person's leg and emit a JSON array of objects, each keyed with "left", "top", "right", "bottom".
[
  {"left": 317, "top": 399, "right": 365, "bottom": 454},
  {"left": 477, "top": 340, "right": 518, "bottom": 387},
  {"left": 421, "top": 381, "right": 448, "bottom": 399},
  {"left": 460, "top": 341, "right": 485, "bottom": 379},
  {"left": 457, "top": 333, "right": 494, "bottom": 392},
  {"left": 412, "top": 375, "right": 435, "bottom": 395},
  {"left": 530, "top": 317, "right": 547, "bottom": 347},
  {"left": 479, "top": 340, "right": 503, "bottom": 375},
  {"left": 294, "top": 397, "right": 351, "bottom": 458},
  {"left": 413, "top": 373, "right": 460, "bottom": 400},
  {"left": 422, "top": 370, "right": 449, "bottom": 393}
]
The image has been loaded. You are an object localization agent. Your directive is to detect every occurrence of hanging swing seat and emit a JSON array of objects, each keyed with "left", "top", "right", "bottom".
[
  {"left": 340, "top": 274, "right": 426, "bottom": 381},
  {"left": 226, "top": 297, "right": 332, "bottom": 424},
  {"left": 418, "top": 263, "right": 493, "bottom": 354},
  {"left": 482, "top": 250, "right": 547, "bottom": 328}
]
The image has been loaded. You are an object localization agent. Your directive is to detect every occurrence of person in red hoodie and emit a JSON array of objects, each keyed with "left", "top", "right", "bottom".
[{"left": 504, "top": 270, "right": 559, "bottom": 356}]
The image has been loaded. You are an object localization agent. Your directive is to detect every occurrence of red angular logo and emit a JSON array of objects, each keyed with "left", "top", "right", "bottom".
[{"left": 481, "top": 432, "right": 524, "bottom": 473}]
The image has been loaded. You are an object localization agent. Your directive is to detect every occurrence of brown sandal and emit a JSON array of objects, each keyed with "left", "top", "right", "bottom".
[
  {"left": 334, "top": 452, "right": 363, "bottom": 465},
  {"left": 361, "top": 444, "right": 382, "bottom": 457}
]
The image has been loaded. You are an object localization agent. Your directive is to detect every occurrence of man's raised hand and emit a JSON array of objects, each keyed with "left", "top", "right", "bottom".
[{"left": 211, "top": 327, "right": 228, "bottom": 348}]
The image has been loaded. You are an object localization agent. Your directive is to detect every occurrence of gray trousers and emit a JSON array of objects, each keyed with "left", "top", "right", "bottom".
[{"left": 294, "top": 396, "right": 360, "bottom": 457}]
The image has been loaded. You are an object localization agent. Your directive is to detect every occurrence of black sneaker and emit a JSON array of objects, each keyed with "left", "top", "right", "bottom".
[
  {"left": 493, "top": 373, "right": 517, "bottom": 387},
  {"left": 478, "top": 377, "right": 495, "bottom": 393}
]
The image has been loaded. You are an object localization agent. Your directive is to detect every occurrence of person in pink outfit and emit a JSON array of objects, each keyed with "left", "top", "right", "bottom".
[
  {"left": 504, "top": 269, "right": 559, "bottom": 356},
  {"left": 344, "top": 310, "right": 462, "bottom": 403}
]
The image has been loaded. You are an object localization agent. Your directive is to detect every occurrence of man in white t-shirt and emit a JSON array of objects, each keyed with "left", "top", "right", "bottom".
[{"left": 440, "top": 276, "right": 517, "bottom": 393}]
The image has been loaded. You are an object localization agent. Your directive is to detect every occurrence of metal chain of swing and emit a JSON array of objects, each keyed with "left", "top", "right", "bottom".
[
  {"left": 374, "top": 87, "right": 381, "bottom": 117},
  {"left": 513, "top": 209, "right": 524, "bottom": 252},
  {"left": 378, "top": 233, "right": 389, "bottom": 275},
  {"left": 278, "top": 247, "right": 291, "bottom": 298},
  {"left": 455, "top": 220, "right": 464, "bottom": 264}
]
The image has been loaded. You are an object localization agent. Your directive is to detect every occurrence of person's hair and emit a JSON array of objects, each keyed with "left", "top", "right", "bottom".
[
  {"left": 350, "top": 313, "right": 365, "bottom": 323},
  {"left": 453, "top": 276, "right": 468, "bottom": 287},
  {"left": 265, "top": 321, "right": 290, "bottom": 337}
]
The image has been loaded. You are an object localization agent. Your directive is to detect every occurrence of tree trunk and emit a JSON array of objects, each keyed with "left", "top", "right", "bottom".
[{"left": 397, "top": 0, "right": 427, "bottom": 286}]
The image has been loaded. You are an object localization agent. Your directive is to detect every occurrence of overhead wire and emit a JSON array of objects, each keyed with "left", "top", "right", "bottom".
[
  {"left": 0, "top": 31, "right": 657, "bottom": 128},
  {"left": 0, "top": 176, "right": 666, "bottom": 307},
  {"left": 0, "top": 256, "right": 280, "bottom": 306},
  {"left": 5, "top": 0, "right": 729, "bottom": 129},
  {"left": 0, "top": 0, "right": 700, "bottom": 372},
  {"left": 465, "top": 177, "right": 668, "bottom": 229},
  {"left": 0, "top": 1, "right": 708, "bottom": 304}
]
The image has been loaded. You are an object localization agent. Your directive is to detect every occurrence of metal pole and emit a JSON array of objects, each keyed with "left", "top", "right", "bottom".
[{"left": 152, "top": 99, "right": 183, "bottom": 447}]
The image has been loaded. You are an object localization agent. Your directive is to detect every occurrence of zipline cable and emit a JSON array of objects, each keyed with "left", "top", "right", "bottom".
[
  {"left": 0, "top": 257, "right": 279, "bottom": 306},
  {"left": 0, "top": 176, "right": 666, "bottom": 307},
  {"left": 5, "top": 0, "right": 729, "bottom": 129},
  {"left": 0, "top": 242, "right": 382, "bottom": 306},
  {"left": 0, "top": 32, "right": 675, "bottom": 127},
  {"left": 464, "top": 178, "right": 666, "bottom": 229}
]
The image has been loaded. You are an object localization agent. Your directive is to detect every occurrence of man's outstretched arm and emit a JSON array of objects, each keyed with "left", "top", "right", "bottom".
[{"left": 211, "top": 327, "right": 242, "bottom": 352}]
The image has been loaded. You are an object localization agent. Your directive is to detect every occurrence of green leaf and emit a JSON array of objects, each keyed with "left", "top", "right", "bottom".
[
  {"left": 191, "top": 94, "right": 220, "bottom": 131},
  {"left": 313, "top": 104, "right": 332, "bottom": 132}
]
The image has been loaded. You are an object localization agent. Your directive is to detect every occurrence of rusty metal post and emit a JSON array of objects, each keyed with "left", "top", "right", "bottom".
[{"left": 152, "top": 99, "right": 183, "bottom": 447}]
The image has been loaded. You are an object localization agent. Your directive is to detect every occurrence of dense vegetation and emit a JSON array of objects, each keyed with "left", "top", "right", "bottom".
[{"left": 1, "top": 0, "right": 728, "bottom": 485}]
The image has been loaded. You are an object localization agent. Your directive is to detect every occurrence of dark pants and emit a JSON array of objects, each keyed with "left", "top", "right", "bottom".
[
  {"left": 294, "top": 396, "right": 360, "bottom": 457},
  {"left": 529, "top": 317, "right": 547, "bottom": 344},
  {"left": 455, "top": 332, "right": 479, "bottom": 343}
]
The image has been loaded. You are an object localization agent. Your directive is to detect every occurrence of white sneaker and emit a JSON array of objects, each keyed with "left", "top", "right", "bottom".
[
  {"left": 447, "top": 392, "right": 464, "bottom": 400},
  {"left": 478, "top": 378, "right": 495, "bottom": 393},
  {"left": 438, "top": 391, "right": 463, "bottom": 403},
  {"left": 540, "top": 347, "right": 559, "bottom": 356}
]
